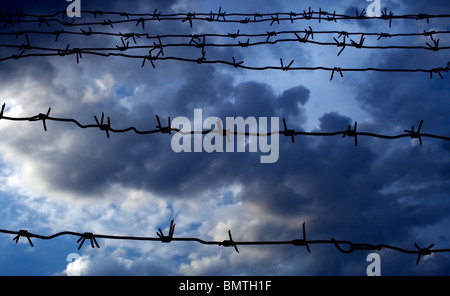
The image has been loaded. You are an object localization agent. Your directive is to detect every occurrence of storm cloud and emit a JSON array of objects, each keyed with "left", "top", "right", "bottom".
[{"left": 0, "top": 0, "right": 448, "bottom": 276}]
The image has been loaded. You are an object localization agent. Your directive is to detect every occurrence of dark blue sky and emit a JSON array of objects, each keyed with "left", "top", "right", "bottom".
[{"left": 0, "top": 0, "right": 449, "bottom": 276}]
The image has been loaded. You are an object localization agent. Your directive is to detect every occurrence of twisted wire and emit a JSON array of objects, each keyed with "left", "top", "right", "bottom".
[
  {"left": 6, "top": 222, "right": 447, "bottom": 265},
  {"left": 1, "top": 8, "right": 450, "bottom": 28},
  {"left": 0, "top": 104, "right": 447, "bottom": 146}
]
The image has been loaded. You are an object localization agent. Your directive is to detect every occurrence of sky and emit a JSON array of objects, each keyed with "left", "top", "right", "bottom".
[{"left": 0, "top": 0, "right": 448, "bottom": 276}]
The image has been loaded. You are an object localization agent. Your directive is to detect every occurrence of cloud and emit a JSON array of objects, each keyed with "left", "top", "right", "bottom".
[{"left": 81, "top": 74, "right": 116, "bottom": 103}]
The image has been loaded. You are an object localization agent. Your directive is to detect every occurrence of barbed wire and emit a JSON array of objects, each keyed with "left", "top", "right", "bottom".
[
  {"left": 3, "top": 27, "right": 449, "bottom": 43},
  {"left": 1, "top": 32, "right": 449, "bottom": 54},
  {"left": 1, "top": 8, "right": 448, "bottom": 77},
  {"left": 0, "top": 104, "right": 448, "bottom": 146},
  {"left": 1, "top": 8, "right": 450, "bottom": 28},
  {"left": 1, "top": 33, "right": 447, "bottom": 76},
  {"left": 1, "top": 7, "right": 450, "bottom": 272},
  {"left": 4, "top": 222, "right": 448, "bottom": 265},
  {"left": 0, "top": 47, "right": 448, "bottom": 78}
]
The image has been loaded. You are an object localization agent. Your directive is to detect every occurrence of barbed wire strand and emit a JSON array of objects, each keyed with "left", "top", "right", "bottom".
[
  {"left": 0, "top": 104, "right": 448, "bottom": 145},
  {"left": 1, "top": 9, "right": 450, "bottom": 28},
  {"left": 1, "top": 9, "right": 448, "bottom": 77},
  {"left": 2, "top": 8, "right": 448, "bottom": 21},
  {"left": 1, "top": 49, "right": 448, "bottom": 79},
  {"left": 1, "top": 34, "right": 449, "bottom": 54},
  {"left": 2, "top": 27, "right": 450, "bottom": 41},
  {"left": 5, "top": 222, "right": 449, "bottom": 265},
  {"left": 2, "top": 27, "right": 449, "bottom": 48}
]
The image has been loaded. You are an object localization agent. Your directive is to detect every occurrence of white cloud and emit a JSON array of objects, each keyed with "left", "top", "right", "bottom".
[
  {"left": 81, "top": 74, "right": 115, "bottom": 103},
  {"left": 177, "top": 253, "right": 227, "bottom": 275}
]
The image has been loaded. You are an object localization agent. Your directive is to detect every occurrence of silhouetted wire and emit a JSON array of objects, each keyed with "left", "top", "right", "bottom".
[
  {"left": 2, "top": 8, "right": 450, "bottom": 269},
  {"left": 0, "top": 33, "right": 447, "bottom": 76},
  {"left": 0, "top": 104, "right": 447, "bottom": 145},
  {"left": 0, "top": 26, "right": 450, "bottom": 49},
  {"left": 0, "top": 48, "right": 448, "bottom": 79},
  {"left": 1, "top": 8, "right": 450, "bottom": 28},
  {"left": 5, "top": 222, "right": 448, "bottom": 265},
  {"left": 1, "top": 8, "right": 448, "bottom": 77},
  {"left": 2, "top": 28, "right": 449, "bottom": 44},
  {"left": 1, "top": 18, "right": 448, "bottom": 54},
  {"left": 1, "top": 35, "right": 449, "bottom": 53}
]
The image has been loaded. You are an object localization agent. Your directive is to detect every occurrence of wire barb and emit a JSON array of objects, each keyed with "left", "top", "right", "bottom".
[
  {"left": 80, "top": 27, "right": 93, "bottom": 36},
  {"left": 71, "top": 47, "right": 83, "bottom": 64},
  {"left": 266, "top": 30, "right": 277, "bottom": 41},
  {"left": 227, "top": 30, "right": 240, "bottom": 39},
  {"left": 430, "top": 62, "right": 449, "bottom": 79},
  {"left": 102, "top": 19, "right": 114, "bottom": 28},
  {"left": 156, "top": 114, "right": 172, "bottom": 135},
  {"left": 216, "top": 7, "right": 226, "bottom": 21},
  {"left": 94, "top": 112, "right": 111, "bottom": 138},
  {"left": 38, "top": 17, "right": 50, "bottom": 28},
  {"left": 231, "top": 57, "right": 243, "bottom": 68},
  {"left": 116, "top": 37, "right": 130, "bottom": 51},
  {"left": 77, "top": 232, "right": 100, "bottom": 249},
  {"left": 327, "top": 11, "right": 337, "bottom": 22},
  {"left": 404, "top": 120, "right": 424, "bottom": 146},
  {"left": 342, "top": 121, "right": 358, "bottom": 146},
  {"left": 92, "top": 10, "right": 104, "bottom": 18},
  {"left": 280, "top": 58, "right": 294, "bottom": 71},
  {"left": 414, "top": 242, "right": 434, "bottom": 265},
  {"left": 417, "top": 13, "right": 430, "bottom": 24},
  {"left": 0, "top": 103, "right": 5, "bottom": 119},
  {"left": 289, "top": 11, "right": 297, "bottom": 24},
  {"left": 216, "top": 119, "right": 231, "bottom": 142},
  {"left": 238, "top": 38, "right": 250, "bottom": 47},
  {"left": 13, "top": 230, "right": 34, "bottom": 247},
  {"left": 182, "top": 12, "right": 195, "bottom": 28},
  {"left": 220, "top": 230, "right": 239, "bottom": 253},
  {"left": 426, "top": 37, "right": 440, "bottom": 52},
  {"left": 196, "top": 51, "right": 206, "bottom": 64},
  {"left": 120, "top": 32, "right": 140, "bottom": 44},
  {"left": 37, "top": 107, "right": 51, "bottom": 131},
  {"left": 157, "top": 219, "right": 176, "bottom": 243},
  {"left": 292, "top": 222, "right": 311, "bottom": 253},
  {"left": 141, "top": 51, "right": 160, "bottom": 68},
  {"left": 330, "top": 67, "right": 344, "bottom": 80},
  {"left": 377, "top": 32, "right": 391, "bottom": 41},
  {"left": 381, "top": 8, "right": 394, "bottom": 28},
  {"left": 282, "top": 118, "right": 296, "bottom": 143},
  {"left": 152, "top": 9, "right": 161, "bottom": 22},
  {"left": 19, "top": 33, "right": 31, "bottom": 51},
  {"left": 136, "top": 18, "right": 145, "bottom": 30},
  {"left": 302, "top": 7, "right": 314, "bottom": 20},
  {"left": 270, "top": 13, "right": 280, "bottom": 26},
  {"left": 350, "top": 34, "right": 365, "bottom": 49},
  {"left": 333, "top": 36, "right": 346, "bottom": 56},
  {"left": 355, "top": 9, "right": 366, "bottom": 19}
]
